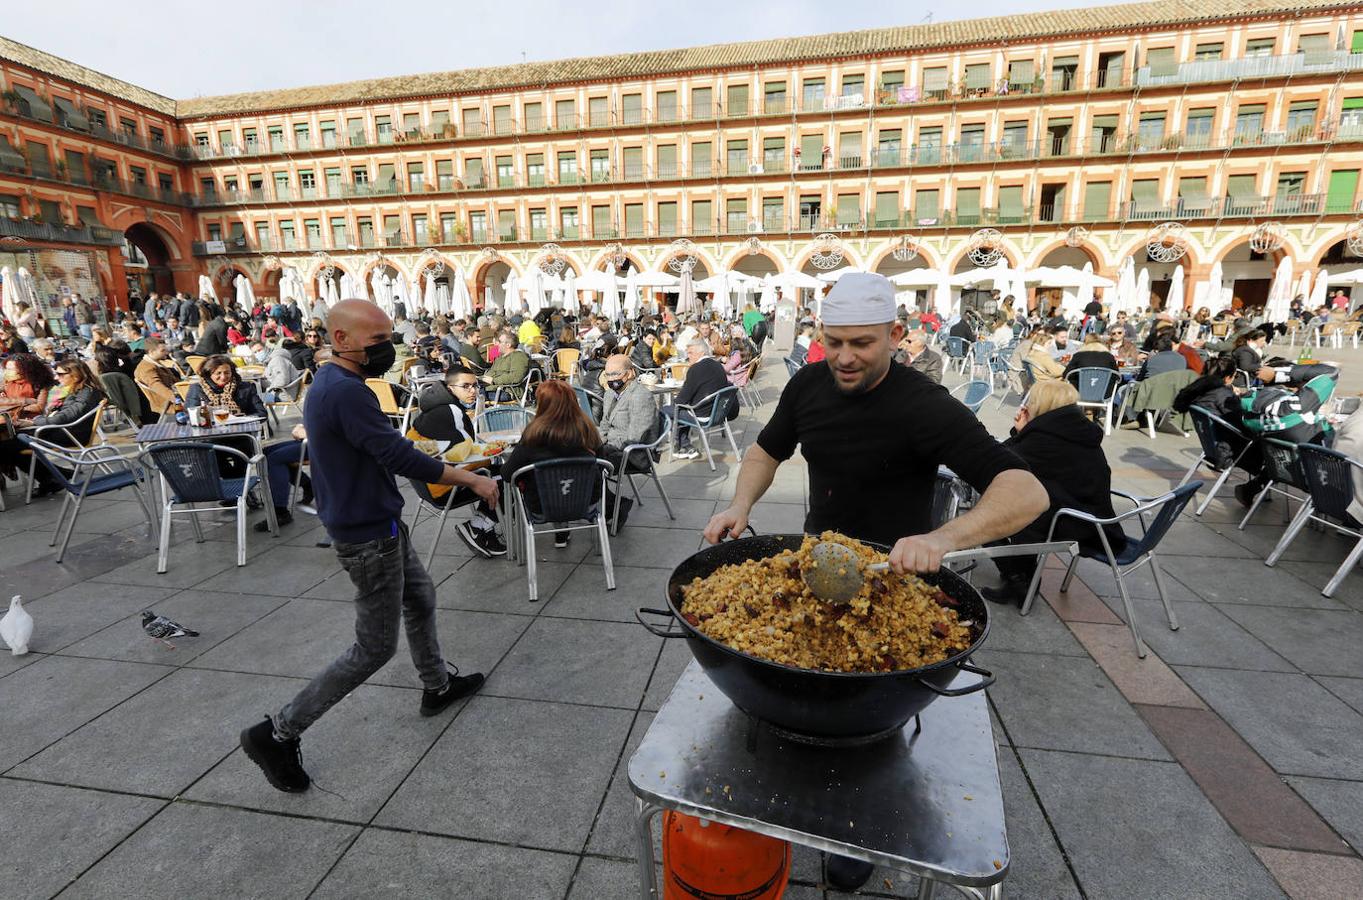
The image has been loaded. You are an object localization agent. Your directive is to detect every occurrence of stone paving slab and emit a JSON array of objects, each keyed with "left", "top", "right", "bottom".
[
  {"left": 57, "top": 801, "right": 359, "bottom": 900},
  {"left": 15, "top": 581, "right": 179, "bottom": 655},
  {"left": 1092, "top": 598, "right": 1298, "bottom": 672},
  {"left": 1069, "top": 622, "right": 1206, "bottom": 708},
  {"left": 1253, "top": 847, "right": 1363, "bottom": 899},
  {"left": 0, "top": 778, "right": 163, "bottom": 900},
  {"left": 1315, "top": 675, "right": 1363, "bottom": 716},
  {"left": 1285, "top": 777, "right": 1363, "bottom": 854},
  {"left": 1021, "top": 748, "right": 1287, "bottom": 899},
  {"left": 539, "top": 563, "right": 671, "bottom": 623},
  {"left": 486, "top": 616, "right": 661, "bottom": 709},
  {"left": 1214, "top": 604, "right": 1363, "bottom": 677}
]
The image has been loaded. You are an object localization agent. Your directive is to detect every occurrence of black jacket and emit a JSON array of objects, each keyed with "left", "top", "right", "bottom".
[
  {"left": 630, "top": 340, "right": 657, "bottom": 371},
  {"left": 194, "top": 317, "right": 229, "bottom": 355},
  {"left": 676, "top": 356, "right": 737, "bottom": 420},
  {"left": 1063, "top": 348, "right": 1119, "bottom": 377},
  {"left": 1231, "top": 345, "right": 1262, "bottom": 375},
  {"left": 410, "top": 384, "right": 475, "bottom": 445},
  {"left": 1004, "top": 405, "right": 1126, "bottom": 554}
]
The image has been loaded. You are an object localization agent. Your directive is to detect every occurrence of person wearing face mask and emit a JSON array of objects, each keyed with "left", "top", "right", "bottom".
[
  {"left": 240, "top": 299, "right": 494, "bottom": 795},
  {"left": 598, "top": 353, "right": 660, "bottom": 525},
  {"left": 410, "top": 366, "right": 506, "bottom": 557}
]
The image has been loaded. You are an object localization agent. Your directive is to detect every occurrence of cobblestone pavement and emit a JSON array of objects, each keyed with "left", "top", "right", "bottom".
[{"left": 2, "top": 339, "right": 1361, "bottom": 898}]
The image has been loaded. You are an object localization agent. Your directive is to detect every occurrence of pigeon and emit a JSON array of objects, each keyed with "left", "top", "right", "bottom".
[
  {"left": 0, "top": 595, "right": 33, "bottom": 656},
  {"left": 141, "top": 611, "right": 199, "bottom": 648}
]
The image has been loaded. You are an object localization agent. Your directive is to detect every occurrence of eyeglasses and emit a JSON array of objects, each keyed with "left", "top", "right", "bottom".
[{"left": 451, "top": 381, "right": 479, "bottom": 391}]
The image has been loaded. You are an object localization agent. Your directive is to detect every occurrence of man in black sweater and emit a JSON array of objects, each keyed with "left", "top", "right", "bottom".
[
  {"left": 239, "top": 300, "right": 497, "bottom": 794},
  {"left": 667, "top": 339, "right": 736, "bottom": 459}
]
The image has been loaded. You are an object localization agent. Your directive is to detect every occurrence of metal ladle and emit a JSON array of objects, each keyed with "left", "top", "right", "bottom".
[{"left": 802, "top": 540, "right": 1080, "bottom": 604}]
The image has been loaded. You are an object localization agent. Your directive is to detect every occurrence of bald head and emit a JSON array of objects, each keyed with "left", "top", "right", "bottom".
[
  {"left": 603, "top": 353, "right": 634, "bottom": 382},
  {"left": 329, "top": 299, "right": 392, "bottom": 373}
]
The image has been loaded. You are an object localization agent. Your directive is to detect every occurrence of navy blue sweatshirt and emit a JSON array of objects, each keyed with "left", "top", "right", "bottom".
[{"left": 304, "top": 363, "right": 445, "bottom": 542}]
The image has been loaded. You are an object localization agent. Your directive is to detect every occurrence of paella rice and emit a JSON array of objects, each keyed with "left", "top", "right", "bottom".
[{"left": 680, "top": 532, "right": 974, "bottom": 673}]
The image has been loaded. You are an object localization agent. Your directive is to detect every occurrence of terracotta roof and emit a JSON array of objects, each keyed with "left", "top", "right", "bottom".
[
  {"left": 2, "top": 0, "right": 1354, "bottom": 121},
  {"left": 0, "top": 36, "right": 176, "bottom": 116},
  {"left": 172, "top": 0, "right": 1355, "bottom": 117}
]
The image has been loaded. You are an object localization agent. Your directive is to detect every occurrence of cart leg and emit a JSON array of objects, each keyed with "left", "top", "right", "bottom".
[{"left": 634, "top": 799, "right": 661, "bottom": 899}]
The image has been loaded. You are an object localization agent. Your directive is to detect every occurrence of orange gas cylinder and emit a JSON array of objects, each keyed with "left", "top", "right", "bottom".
[{"left": 661, "top": 810, "right": 790, "bottom": 900}]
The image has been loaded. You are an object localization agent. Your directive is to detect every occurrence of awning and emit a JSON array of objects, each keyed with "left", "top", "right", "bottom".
[
  {"left": 0, "top": 137, "right": 26, "bottom": 170},
  {"left": 12, "top": 85, "right": 52, "bottom": 122},
  {"left": 51, "top": 96, "right": 89, "bottom": 131}
]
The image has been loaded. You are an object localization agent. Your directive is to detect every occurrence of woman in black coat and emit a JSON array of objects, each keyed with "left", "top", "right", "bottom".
[{"left": 983, "top": 379, "right": 1126, "bottom": 605}]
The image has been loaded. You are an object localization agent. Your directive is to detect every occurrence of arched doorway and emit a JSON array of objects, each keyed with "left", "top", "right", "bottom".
[
  {"left": 479, "top": 260, "right": 513, "bottom": 311},
  {"left": 1218, "top": 241, "right": 1278, "bottom": 312},
  {"left": 951, "top": 249, "right": 1017, "bottom": 317},
  {"left": 123, "top": 223, "right": 173, "bottom": 298},
  {"left": 1033, "top": 245, "right": 1102, "bottom": 314}
]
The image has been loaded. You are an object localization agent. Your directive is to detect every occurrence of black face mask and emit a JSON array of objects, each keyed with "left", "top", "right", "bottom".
[
  {"left": 607, "top": 378, "right": 627, "bottom": 393},
  {"left": 343, "top": 339, "right": 396, "bottom": 377}
]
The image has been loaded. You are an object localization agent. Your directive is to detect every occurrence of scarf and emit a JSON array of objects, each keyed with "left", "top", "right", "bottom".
[{"left": 200, "top": 378, "right": 244, "bottom": 415}]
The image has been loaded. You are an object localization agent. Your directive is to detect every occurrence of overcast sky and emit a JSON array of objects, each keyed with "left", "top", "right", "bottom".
[{"left": 3, "top": 0, "right": 1100, "bottom": 99}]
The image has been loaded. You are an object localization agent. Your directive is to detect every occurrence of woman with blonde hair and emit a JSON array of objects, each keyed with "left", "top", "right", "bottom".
[{"left": 982, "top": 379, "right": 1127, "bottom": 606}]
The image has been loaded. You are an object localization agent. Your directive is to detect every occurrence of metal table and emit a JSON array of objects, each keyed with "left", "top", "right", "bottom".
[
  {"left": 135, "top": 419, "right": 279, "bottom": 535},
  {"left": 628, "top": 662, "right": 1009, "bottom": 899}
]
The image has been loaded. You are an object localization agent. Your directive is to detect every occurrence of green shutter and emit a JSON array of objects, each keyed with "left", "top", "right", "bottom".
[
  {"left": 1343, "top": 98, "right": 1363, "bottom": 110},
  {"left": 956, "top": 187, "right": 981, "bottom": 220},
  {"left": 998, "top": 186, "right": 1024, "bottom": 222},
  {"left": 1352, "top": 30, "right": 1363, "bottom": 52},
  {"left": 1130, "top": 179, "right": 1160, "bottom": 203},
  {"left": 1083, "top": 181, "right": 1111, "bottom": 219},
  {"left": 836, "top": 194, "right": 861, "bottom": 225},
  {"left": 1226, "top": 174, "right": 1258, "bottom": 198},
  {"left": 658, "top": 202, "right": 677, "bottom": 233},
  {"left": 914, "top": 189, "right": 940, "bottom": 220},
  {"left": 874, "top": 192, "right": 899, "bottom": 226},
  {"left": 1327, "top": 170, "right": 1360, "bottom": 213}
]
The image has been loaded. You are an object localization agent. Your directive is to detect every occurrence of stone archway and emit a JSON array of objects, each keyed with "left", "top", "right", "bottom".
[{"left": 123, "top": 222, "right": 174, "bottom": 297}]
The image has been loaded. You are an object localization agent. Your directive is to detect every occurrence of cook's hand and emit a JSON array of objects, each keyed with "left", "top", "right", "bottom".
[
  {"left": 888, "top": 532, "right": 955, "bottom": 574},
  {"left": 1012, "top": 406, "right": 1030, "bottom": 431},
  {"left": 703, "top": 506, "right": 749, "bottom": 544},
  {"left": 468, "top": 473, "right": 500, "bottom": 507}
]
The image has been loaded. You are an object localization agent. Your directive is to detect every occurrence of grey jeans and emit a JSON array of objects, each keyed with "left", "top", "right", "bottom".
[{"left": 274, "top": 522, "right": 447, "bottom": 739}]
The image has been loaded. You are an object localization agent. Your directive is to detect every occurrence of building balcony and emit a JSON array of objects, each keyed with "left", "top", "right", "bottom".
[
  {"left": 0, "top": 216, "right": 123, "bottom": 246},
  {"left": 1137, "top": 50, "right": 1363, "bottom": 88}
]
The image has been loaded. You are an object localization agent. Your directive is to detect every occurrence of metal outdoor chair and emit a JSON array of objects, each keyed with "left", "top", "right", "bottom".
[
  {"left": 1238, "top": 436, "right": 1308, "bottom": 530},
  {"left": 949, "top": 379, "right": 993, "bottom": 415},
  {"left": 488, "top": 366, "right": 543, "bottom": 408},
  {"left": 145, "top": 441, "right": 277, "bottom": 572},
  {"left": 16, "top": 435, "right": 154, "bottom": 562},
  {"left": 408, "top": 467, "right": 494, "bottom": 567},
  {"left": 784, "top": 356, "right": 802, "bottom": 378},
  {"left": 1020, "top": 481, "right": 1204, "bottom": 657},
  {"left": 607, "top": 413, "right": 676, "bottom": 534},
  {"left": 996, "top": 358, "right": 1034, "bottom": 410},
  {"left": 1265, "top": 444, "right": 1363, "bottom": 597},
  {"left": 670, "top": 385, "right": 743, "bottom": 472},
  {"left": 474, "top": 406, "right": 532, "bottom": 438},
  {"left": 184, "top": 355, "right": 207, "bottom": 374},
  {"left": 572, "top": 385, "right": 603, "bottom": 424},
  {"left": 266, "top": 368, "right": 311, "bottom": 425},
  {"left": 942, "top": 336, "right": 971, "bottom": 375},
  {"left": 1067, "top": 367, "right": 1122, "bottom": 435},
  {"left": 737, "top": 358, "right": 763, "bottom": 408},
  {"left": 365, "top": 377, "right": 410, "bottom": 429},
  {"left": 22, "top": 400, "right": 109, "bottom": 504},
  {"left": 551, "top": 348, "right": 581, "bottom": 381},
  {"left": 969, "top": 340, "right": 995, "bottom": 374},
  {"left": 1179, "top": 406, "right": 1256, "bottom": 515},
  {"left": 508, "top": 457, "right": 616, "bottom": 601}
]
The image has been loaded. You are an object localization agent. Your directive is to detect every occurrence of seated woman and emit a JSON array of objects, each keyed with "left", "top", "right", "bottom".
[
  {"left": 184, "top": 354, "right": 269, "bottom": 485},
  {"left": 1230, "top": 329, "right": 1267, "bottom": 382},
  {"left": 651, "top": 330, "right": 676, "bottom": 367},
  {"left": 1062, "top": 332, "right": 1119, "bottom": 377},
  {"left": 502, "top": 380, "right": 626, "bottom": 548},
  {"left": 0, "top": 359, "right": 107, "bottom": 494},
  {"left": 723, "top": 330, "right": 755, "bottom": 388},
  {"left": 3, "top": 352, "right": 56, "bottom": 418},
  {"left": 982, "top": 380, "right": 1127, "bottom": 606}
]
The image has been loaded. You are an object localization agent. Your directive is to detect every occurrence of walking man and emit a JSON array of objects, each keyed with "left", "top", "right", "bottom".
[{"left": 240, "top": 299, "right": 497, "bottom": 792}]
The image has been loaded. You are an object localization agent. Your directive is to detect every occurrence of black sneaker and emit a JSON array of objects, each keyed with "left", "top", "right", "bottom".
[
  {"left": 457, "top": 520, "right": 492, "bottom": 558},
  {"left": 420, "top": 666, "right": 486, "bottom": 717},
  {"left": 1234, "top": 482, "right": 1266, "bottom": 508},
  {"left": 554, "top": 531, "right": 570, "bottom": 548},
  {"left": 239, "top": 717, "right": 310, "bottom": 793},
  {"left": 474, "top": 528, "right": 507, "bottom": 557},
  {"left": 254, "top": 507, "right": 292, "bottom": 532}
]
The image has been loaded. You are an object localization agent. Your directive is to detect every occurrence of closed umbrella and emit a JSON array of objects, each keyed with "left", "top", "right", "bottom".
[
  {"left": 1266, "top": 257, "right": 1295, "bottom": 321},
  {"left": 197, "top": 273, "right": 217, "bottom": 301},
  {"left": 562, "top": 268, "right": 577, "bottom": 314},
  {"left": 423, "top": 271, "right": 439, "bottom": 314},
  {"left": 1166, "top": 264, "right": 1185, "bottom": 313},
  {"left": 1135, "top": 267, "right": 1151, "bottom": 310},
  {"left": 522, "top": 268, "right": 544, "bottom": 316},
  {"left": 601, "top": 273, "right": 623, "bottom": 321},
  {"left": 1309, "top": 269, "right": 1329, "bottom": 309},
  {"left": 340, "top": 272, "right": 357, "bottom": 301},
  {"left": 450, "top": 266, "right": 473, "bottom": 319},
  {"left": 1199, "top": 261, "right": 1228, "bottom": 314},
  {"left": 624, "top": 269, "right": 642, "bottom": 318},
  {"left": 394, "top": 271, "right": 411, "bottom": 315},
  {"left": 502, "top": 271, "right": 522, "bottom": 315},
  {"left": 370, "top": 270, "right": 391, "bottom": 315},
  {"left": 233, "top": 273, "right": 249, "bottom": 308},
  {"left": 0, "top": 266, "right": 14, "bottom": 323},
  {"left": 1294, "top": 271, "right": 1312, "bottom": 309},
  {"left": 673, "top": 269, "right": 697, "bottom": 317},
  {"left": 933, "top": 270, "right": 953, "bottom": 316}
]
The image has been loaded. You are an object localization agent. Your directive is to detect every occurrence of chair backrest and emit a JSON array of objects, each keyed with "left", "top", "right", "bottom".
[
  {"left": 1020, "top": 359, "right": 1037, "bottom": 389},
  {"left": 944, "top": 336, "right": 969, "bottom": 359},
  {"left": 1126, "top": 481, "right": 1204, "bottom": 557},
  {"left": 929, "top": 467, "right": 967, "bottom": 530},
  {"left": 400, "top": 357, "right": 424, "bottom": 378},
  {"left": 1259, "top": 436, "right": 1307, "bottom": 490},
  {"left": 972, "top": 340, "right": 995, "bottom": 361},
  {"left": 1067, "top": 367, "right": 1120, "bottom": 403},
  {"left": 784, "top": 356, "right": 801, "bottom": 378},
  {"left": 185, "top": 355, "right": 207, "bottom": 374},
  {"left": 476, "top": 406, "right": 531, "bottom": 436},
  {"left": 697, "top": 385, "right": 739, "bottom": 424},
  {"left": 514, "top": 457, "right": 610, "bottom": 522},
  {"left": 571, "top": 385, "right": 600, "bottom": 423},
  {"left": 99, "top": 372, "right": 142, "bottom": 419},
  {"left": 365, "top": 378, "right": 402, "bottom": 415},
  {"left": 950, "top": 380, "right": 993, "bottom": 413},
  {"left": 1297, "top": 443, "right": 1360, "bottom": 522},
  {"left": 148, "top": 441, "right": 245, "bottom": 503},
  {"left": 669, "top": 362, "right": 690, "bottom": 381},
  {"left": 16, "top": 435, "right": 75, "bottom": 491},
  {"left": 553, "top": 348, "right": 581, "bottom": 375},
  {"left": 1188, "top": 406, "right": 1249, "bottom": 466}
]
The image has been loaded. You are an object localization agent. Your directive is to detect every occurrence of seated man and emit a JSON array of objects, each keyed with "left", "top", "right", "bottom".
[
  {"left": 598, "top": 354, "right": 660, "bottom": 525},
  {"left": 893, "top": 329, "right": 943, "bottom": 383},
  {"left": 410, "top": 366, "right": 506, "bottom": 557},
  {"left": 1136, "top": 333, "right": 1188, "bottom": 381},
  {"left": 482, "top": 331, "right": 531, "bottom": 401},
  {"left": 664, "top": 340, "right": 736, "bottom": 460},
  {"left": 133, "top": 337, "right": 183, "bottom": 416}
]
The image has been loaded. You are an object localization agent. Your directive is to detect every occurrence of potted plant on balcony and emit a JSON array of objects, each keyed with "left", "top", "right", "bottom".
[{"left": 0, "top": 90, "right": 19, "bottom": 113}]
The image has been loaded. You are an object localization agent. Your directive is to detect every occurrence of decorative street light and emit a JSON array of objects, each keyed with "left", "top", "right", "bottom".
[
  {"left": 1064, "top": 225, "right": 1090, "bottom": 248},
  {"left": 891, "top": 234, "right": 920, "bottom": 262},
  {"left": 966, "top": 228, "right": 1004, "bottom": 267},
  {"left": 809, "top": 233, "right": 844, "bottom": 270},
  {"left": 419, "top": 247, "right": 447, "bottom": 277},
  {"left": 537, "top": 243, "right": 566, "bottom": 276},
  {"left": 666, "top": 238, "right": 697, "bottom": 273},
  {"left": 605, "top": 241, "right": 626, "bottom": 269},
  {"left": 312, "top": 250, "right": 336, "bottom": 280},
  {"left": 1347, "top": 220, "right": 1363, "bottom": 257},
  {"left": 1249, "top": 221, "right": 1285, "bottom": 255},
  {"left": 1146, "top": 222, "right": 1189, "bottom": 263}
]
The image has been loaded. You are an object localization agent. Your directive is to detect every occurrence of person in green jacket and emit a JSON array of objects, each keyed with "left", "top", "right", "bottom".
[
  {"left": 482, "top": 330, "right": 531, "bottom": 401},
  {"left": 741, "top": 303, "right": 765, "bottom": 336}
]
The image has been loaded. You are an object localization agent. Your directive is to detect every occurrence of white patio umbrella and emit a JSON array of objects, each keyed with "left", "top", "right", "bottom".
[
  {"left": 773, "top": 271, "right": 823, "bottom": 291},
  {"left": 672, "top": 269, "right": 697, "bottom": 318},
  {"left": 1294, "top": 270, "right": 1312, "bottom": 308},
  {"left": 623, "top": 269, "right": 642, "bottom": 318},
  {"left": 422, "top": 271, "right": 439, "bottom": 315},
  {"left": 1199, "top": 261, "right": 1229, "bottom": 314},
  {"left": 233, "top": 272, "right": 253, "bottom": 308},
  {"left": 522, "top": 267, "right": 544, "bottom": 316},
  {"left": 1135, "top": 267, "right": 1151, "bottom": 310},
  {"left": 502, "top": 271, "right": 522, "bottom": 315},
  {"left": 633, "top": 271, "right": 680, "bottom": 288},
  {"left": 889, "top": 268, "right": 944, "bottom": 288},
  {"left": 1266, "top": 257, "right": 1295, "bottom": 321},
  {"left": 933, "top": 269, "right": 954, "bottom": 316},
  {"left": 340, "top": 272, "right": 358, "bottom": 301},
  {"left": 450, "top": 266, "right": 474, "bottom": 319},
  {"left": 601, "top": 273, "right": 624, "bottom": 321},
  {"left": 370, "top": 270, "right": 392, "bottom": 315},
  {"left": 759, "top": 277, "right": 778, "bottom": 313},
  {"left": 1112, "top": 258, "right": 1135, "bottom": 314},
  {"left": 0, "top": 267, "right": 14, "bottom": 323},
  {"left": 197, "top": 273, "right": 217, "bottom": 301},
  {"left": 394, "top": 271, "right": 412, "bottom": 315},
  {"left": 1309, "top": 269, "right": 1329, "bottom": 309},
  {"left": 1325, "top": 267, "right": 1363, "bottom": 285},
  {"left": 815, "top": 266, "right": 864, "bottom": 283},
  {"left": 1166, "top": 264, "right": 1185, "bottom": 313},
  {"left": 483, "top": 285, "right": 495, "bottom": 314},
  {"left": 562, "top": 268, "right": 578, "bottom": 313}
]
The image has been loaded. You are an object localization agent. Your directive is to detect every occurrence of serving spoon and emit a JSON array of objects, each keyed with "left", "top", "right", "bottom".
[{"left": 802, "top": 540, "right": 1079, "bottom": 604}]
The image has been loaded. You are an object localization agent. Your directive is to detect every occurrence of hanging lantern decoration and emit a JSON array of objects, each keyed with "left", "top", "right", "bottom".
[
  {"left": 419, "top": 247, "right": 447, "bottom": 277},
  {"left": 966, "top": 228, "right": 1004, "bottom": 267},
  {"left": 312, "top": 250, "right": 336, "bottom": 281},
  {"left": 891, "top": 234, "right": 920, "bottom": 262},
  {"left": 605, "top": 241, "right": 627, "bottom": 269},
  {"left": 1249, "top": 222, "right": 1286, "bottom": 255},
  {"left": 809, "top": 233, "right": 844, "bottom": 270},
  {"left": 1347, "top": 220, "right": 1363, "bottom": 257},
  {"left": 1145, "top": 222, "right": 1189, "bottom": 263},
  {"left": 537, "top": 243, "right": 566, "bottom": 276},
  {"left": 744, "top": 236, "right": 762, "bottom": 256},
  {"left": 261, "top": 254, "right": 282, "bottom": 271},
  {"left": 667, "top": 238, "right": 698, "bottom": 274},
  {"left": 1064, "top": 226, "right": 1090, "bottom": 248}
]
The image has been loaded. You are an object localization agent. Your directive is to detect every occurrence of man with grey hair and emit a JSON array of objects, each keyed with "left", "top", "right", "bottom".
[
  {"left": 664, "top": 339, "right": 733, "bottom": 460},
  {"left": 894, "top": 328, "right": 943, "bottom": 383},
  {"left": 598, "top": 353, "right": 655, "bottom": 524}
]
